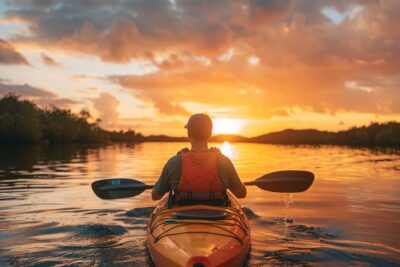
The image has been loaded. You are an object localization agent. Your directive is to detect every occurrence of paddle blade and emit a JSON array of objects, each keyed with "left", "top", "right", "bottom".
[
  {"left": 252, "top": 170, "right": 314, "bottom": 193},
  {"left": 91, "top": 178, "right": 149, "bottom": 200}
]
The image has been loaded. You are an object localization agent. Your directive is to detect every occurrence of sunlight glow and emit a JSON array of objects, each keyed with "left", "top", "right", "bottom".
[
  {"left": 248, "top": 56, "right": 260, "bottom": 65},
  {"left": 213, "top": 118, "right": 244, "bottom": 135},
  {"left": 219, "top": 141, "right": 233, "bottom": 158}
]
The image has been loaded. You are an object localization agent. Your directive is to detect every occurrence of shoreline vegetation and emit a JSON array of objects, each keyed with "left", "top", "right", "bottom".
[{"left": 1, "top": 94, "right": 399, "bottom": 147}]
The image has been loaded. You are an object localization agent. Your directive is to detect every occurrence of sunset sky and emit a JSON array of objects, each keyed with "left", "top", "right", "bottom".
[{"left": 0, "top": 0, "right": 399, "bottom": 136}]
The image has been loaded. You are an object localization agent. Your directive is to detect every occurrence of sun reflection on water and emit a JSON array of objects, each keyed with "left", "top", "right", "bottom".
[{"left": 219, "top": 141, "right": 234, "bottom": 158}]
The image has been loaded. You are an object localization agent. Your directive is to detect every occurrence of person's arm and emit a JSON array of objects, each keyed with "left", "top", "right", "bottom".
[
  {"left": 151, "top": 155, "right": 181, "bottom": 201},
  {"left": 231, "top": 182, "right": 247, "bottom": 198},
  {"left": 219, "top": 155, "right": 247, "bottom": 198},
  {"left": 152, "top": 160, "right": 172, "bottom": 201},
  {"left": 152, "top": 190, "right": 163, "bottom": 200}
]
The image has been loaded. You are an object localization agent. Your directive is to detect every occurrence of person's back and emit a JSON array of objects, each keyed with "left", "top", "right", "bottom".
[{"left": 152, "top": 114, "right": 246, "bottom": 202}]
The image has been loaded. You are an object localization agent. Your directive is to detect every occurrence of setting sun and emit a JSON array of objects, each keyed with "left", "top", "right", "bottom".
[{"left": 213, "top": 118, "right": 244, "bottom": 135}]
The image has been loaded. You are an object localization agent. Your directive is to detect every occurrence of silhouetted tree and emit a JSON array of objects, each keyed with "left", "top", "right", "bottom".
[
  {"left": 0, "top": 94, "right": 141, "bottom": 144},
  {"left": 0, "top": 94, "right": 42, "bottom": 143}
]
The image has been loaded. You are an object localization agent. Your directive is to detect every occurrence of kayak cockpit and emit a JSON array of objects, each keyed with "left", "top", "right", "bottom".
[{"left": 173, "top": 209, "right": 228, "bottom": 220}]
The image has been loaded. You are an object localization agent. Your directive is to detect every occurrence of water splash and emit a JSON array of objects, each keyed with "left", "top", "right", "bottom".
[
  {"left": 283, "top": 193, "right": 294, "bottom": 219},
  {"left": 282, "top": 193, "right": 295, "bottom": 237}
]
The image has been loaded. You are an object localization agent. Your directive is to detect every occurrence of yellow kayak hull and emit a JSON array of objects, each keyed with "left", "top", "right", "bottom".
[{"left": 147, "top": 193, "right": 250, "bottom": 267}]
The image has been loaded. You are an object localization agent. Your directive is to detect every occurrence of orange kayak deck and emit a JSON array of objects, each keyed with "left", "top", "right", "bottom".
[{"left": 147, "top": 193, "right": 250, "bottom": 267}]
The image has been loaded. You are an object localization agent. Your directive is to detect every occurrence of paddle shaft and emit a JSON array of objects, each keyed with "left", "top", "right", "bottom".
[
  {"left": 98, "top": 175, "right": 312, "bottom": 191},
  {"left": 99, "top": 180, "right": 260, "bottom": 191},
  {"left": 100, "top": 177, "right": 304, "bottom": 191},
  {"left": 99, "top": 184, "right": 154, "bottom": 191},
  {"left": 92, "top": 170, "right": 314, "bottom": 199},
  {"left": 244, "top": 177, "right": 307, "bottom": 186}
]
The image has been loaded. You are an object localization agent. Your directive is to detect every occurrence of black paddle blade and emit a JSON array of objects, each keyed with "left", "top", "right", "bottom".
[
  {"left": 91, "top": 178, "right": 149, "bottom": 200},
  {"left": 252, "top": 170, "right": 314, "bottom": 193}
]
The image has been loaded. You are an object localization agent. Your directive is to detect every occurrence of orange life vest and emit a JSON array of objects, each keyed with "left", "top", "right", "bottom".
[{"left": 175, "top": 150, "right": 226, "bottom": 200}]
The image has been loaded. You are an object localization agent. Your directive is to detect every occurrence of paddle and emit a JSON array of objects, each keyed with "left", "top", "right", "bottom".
[
  {"left": 92, "top": 178, "right": 153, "bottom": 200},
  {"left": 243, "top": 170, "right": 314, "bottom": 193},
  {"left": 92, "top": 170, "right": 314, "bottom": 200}
]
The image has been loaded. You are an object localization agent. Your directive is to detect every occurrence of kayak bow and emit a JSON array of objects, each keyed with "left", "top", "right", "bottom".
[{"left": 147, "top": 193, "right": 250, "bottom": 267}]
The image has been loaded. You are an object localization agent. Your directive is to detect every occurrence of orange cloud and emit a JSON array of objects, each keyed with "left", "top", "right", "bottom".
[
  {"left": 1, "top": 0, "right": 399, "bottom": 126},
  {"left": 91, "top": 92, "right": 120, "bottom": 129},
  {"left": 112, "top": 52, "right": 399, "bottom": 117}
]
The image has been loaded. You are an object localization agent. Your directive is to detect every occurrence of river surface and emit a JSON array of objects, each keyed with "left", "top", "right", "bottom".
[{"left": 0, "top": 142, "right": 399, "bottom": 266}]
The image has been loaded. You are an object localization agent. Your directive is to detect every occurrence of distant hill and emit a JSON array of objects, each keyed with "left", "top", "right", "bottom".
[
  {"left": 223, "top": 123, "right": 400, "bottom": 147},
  {"left": 249, "top": 129, "right": 333, "bottom": 144},
  {"left": 144, "top": 134, "right": 250, "bottom": 142},
  {"left": 143, "top": 122, "right": 400, "bottom": 147},
  {"left": 248, "top": 122, "right": 400, "bottom": 146},
  {"left": 145, "top": 135, "right": 187, "bottom": 142},
  {"left": 209, "top": 134, "right": 250, "bottom": 142}
]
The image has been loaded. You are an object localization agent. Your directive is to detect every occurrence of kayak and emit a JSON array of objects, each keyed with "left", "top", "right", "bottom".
[
  {"left": 91, "top": 172, "right": 314, "bottom": 265},
  {"left": 146, "top": 192, "right": 250, "bottom": 267}
]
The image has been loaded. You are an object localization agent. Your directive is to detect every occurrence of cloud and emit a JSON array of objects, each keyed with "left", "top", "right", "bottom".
[
  {"left": 35, "top": 97, "right": 78, "bottom": 108},
  {"left": 91, "top": 92, "right": 120, "bottom": 128},
  {"left": 71, "top": 74, "right": 100, "bottom": 82},
  {"left": 4, "top": 0, "right": 398, "bottom": 68},
  {"left": 112, "top": 53, "right": 400, "bottom": 117},
  {"left": 3, "top": 0, "right": 292, "bottom": 62},
  {"left": 0, "top": 81, "right": 79, "bottom": 109},
  {"left": 249, "top": 0, "right": 292, "bottom": 23},
  {"left": 0, "top": 82, "right": 55, "bottom": 97},
  {"left": 41, "top": 53, "right": 60, "bottom": 67},
  {"left": 0, "top": 39, "right": 29, "bottom": 65},
  {"left": 2, "top": 0, "right": 400, "bottom": 121}
]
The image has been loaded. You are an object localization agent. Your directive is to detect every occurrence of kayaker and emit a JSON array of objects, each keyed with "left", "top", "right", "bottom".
[{"left": 152, "top": 113, "right": 247, "bottom": 204}]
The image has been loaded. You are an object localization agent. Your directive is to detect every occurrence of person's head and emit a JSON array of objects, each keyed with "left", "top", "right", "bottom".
[{"left": 185, "top": 113, "right": 212, "bottom": 142}]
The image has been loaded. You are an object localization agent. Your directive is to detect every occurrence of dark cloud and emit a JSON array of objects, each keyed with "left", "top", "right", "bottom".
[
  {"left": 0, "top": 82, "right": 55, "bottom": 97},
  {"left": 41, "top": 53, "right": 60, "bottom": 67},
  {"left": 250, "top": 0, "right": 292, "bottom": 23},
  {"left": 0, "top": 39, "right": 29, "bottom": 65},
  {"left": 0, "top": 81, "right": 79, "bottom": 109}
]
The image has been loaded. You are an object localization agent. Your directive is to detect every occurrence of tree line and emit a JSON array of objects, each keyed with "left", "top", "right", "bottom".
[
  {"left": 249, "top": 122, "right": 400, "bottom": 147},
  {"left": 0, "top": 94, "right": 144, "bottom": 143}
]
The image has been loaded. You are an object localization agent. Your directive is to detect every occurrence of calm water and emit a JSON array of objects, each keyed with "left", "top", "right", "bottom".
[{"left": 0, "top": 142, "right": 399, "bottom": 266}]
